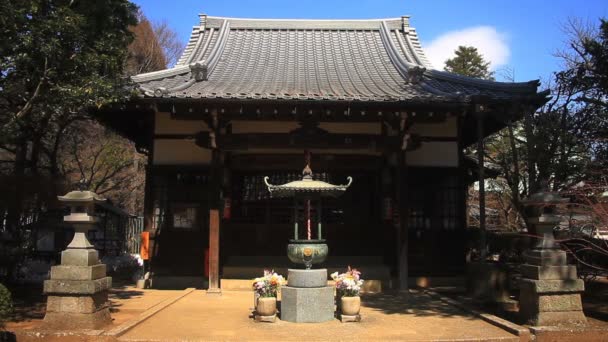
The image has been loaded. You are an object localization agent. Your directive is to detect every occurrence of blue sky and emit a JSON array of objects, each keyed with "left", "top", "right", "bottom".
[{"left": 133, "top": 0, "right": 607, "bottom": 83}]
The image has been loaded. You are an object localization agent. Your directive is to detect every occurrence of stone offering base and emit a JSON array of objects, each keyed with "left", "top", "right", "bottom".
[
  {"left": 340, "top": 314, "right": 361, "bottom": 323},
  {"left": 254, "top": 313, "right": 277, "bottom": 323},
  {"left": 281, "top": 286, "right": 334, "bottom": 323}
]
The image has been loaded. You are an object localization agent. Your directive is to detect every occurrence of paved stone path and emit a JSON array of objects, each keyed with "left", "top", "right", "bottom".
[{"left": 119, "top": 290, "right": 518, "bottom": 341}]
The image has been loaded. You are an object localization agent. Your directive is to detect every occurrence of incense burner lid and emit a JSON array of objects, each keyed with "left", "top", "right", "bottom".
[{"left": 264, "top": 165, "right": 352, "bottom": 198}]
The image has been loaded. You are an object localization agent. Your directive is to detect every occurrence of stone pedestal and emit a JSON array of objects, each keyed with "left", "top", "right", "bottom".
[
  {"left": 280, "top": 268, "right": 334, "bottom": 323},
  {"left": 518, "top": 191, "right": 586, "bottom": 327},
  {"left": 43, "top": 190, "right": 112, "bottom": 330},
  {"left": 44, "top": 248, "right": 112, "bottom": 330},
  {"left": 519, "top": 249, "right": 586, "bottom": 326}
]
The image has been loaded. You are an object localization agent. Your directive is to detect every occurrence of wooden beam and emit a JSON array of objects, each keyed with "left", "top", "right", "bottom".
[
  {"left": 178, "top": 131, "right": 455, "bottom": 151},
  {"left": 158, "top": 101, "right": 453, "bottom": 124}
]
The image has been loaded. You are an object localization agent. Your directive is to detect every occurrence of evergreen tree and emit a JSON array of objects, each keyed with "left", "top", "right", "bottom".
[
  {"left": 0, "top": 0, "right": 138, "bottom": 242},
  {"left": 444, "top": 46, "right": 495, "bottom": 80}
]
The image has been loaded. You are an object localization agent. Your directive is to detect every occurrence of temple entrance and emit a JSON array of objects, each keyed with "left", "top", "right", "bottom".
[
  {"left": 149, "top": 167, "right": 210, "bottom": 280},
  {"left": 221, "top": 153, "right": 392, "bottom": 280},
  {"left": 405, "top": 168, "right": 467, "bottom": 276}
]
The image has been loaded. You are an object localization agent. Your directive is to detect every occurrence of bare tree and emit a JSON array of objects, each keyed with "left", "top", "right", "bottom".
[
  {"left": 153, "top": 19, "right": 184, "bottom": 68},
  {"left": 60, "top": 121, "right": 145, "bottom": 214},
  {"left": 125, "top": 11, "right": 185, "bottom": 75}
]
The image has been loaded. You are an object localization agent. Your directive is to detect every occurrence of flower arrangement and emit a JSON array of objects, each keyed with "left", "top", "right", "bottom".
[
  {"left": 331, "top": 266, "right": 363, "bottom": 297},
  {"left": 252, "top": 270, "right": 287, "bottom": 298}
]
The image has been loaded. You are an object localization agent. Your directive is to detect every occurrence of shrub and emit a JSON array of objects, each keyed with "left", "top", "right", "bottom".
[
  {"left": 0, "top": 283, "right": 13, "bottom": 326},
  {"left": 101, "top": 254, "right": 143, "bottom": 281}
]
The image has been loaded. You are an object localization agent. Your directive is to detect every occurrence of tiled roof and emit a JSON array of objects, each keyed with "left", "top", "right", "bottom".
[{"left": 132, "top": 15, "right": 543, "bottom": 103}]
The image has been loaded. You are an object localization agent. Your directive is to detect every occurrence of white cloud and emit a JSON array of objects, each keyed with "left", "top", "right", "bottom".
[{"left": 424, "top": 26, "right": 510, "bottom": 71}]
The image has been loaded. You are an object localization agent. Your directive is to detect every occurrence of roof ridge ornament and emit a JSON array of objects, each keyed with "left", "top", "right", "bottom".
[
  {"left": 302, "top": 164, "right": 313, "bottom": 180},
  {"left": 190, "top": 62, "right": 208, "bottom": 81},
  {"left": 154, "top": 87, "right": 168, "bottom": 96},
  {"left": 407, "top": 66, "right": 426, "bottom": 84},
  {"left": 199, "top": 14, "right": 208, "bottom": 27},
  {"left": 401, "top": 15, "right": 410, "bottom": 30}
]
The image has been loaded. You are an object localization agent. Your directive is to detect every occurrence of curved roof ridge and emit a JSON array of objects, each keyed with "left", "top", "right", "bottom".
[
  {"left": 131, "top": 65, "right": 190, "bottom": 83},
  {"left": 403, "top": 27, "right": 433, "bottom": 68},
  {"left": 204, "top": 20, "right": 230, "bottom": 75},
  {"left": 205, "top": 16, "right": 404, "bottom": 30},
  {"left": 176, "top": 26, "right": 202, "bottom": 66},
  {"left": 206, "top": 15, "right": 404, "bottom": 22},
  {"left": 426, "top": 69, "right": 541, "bottom": 91}
]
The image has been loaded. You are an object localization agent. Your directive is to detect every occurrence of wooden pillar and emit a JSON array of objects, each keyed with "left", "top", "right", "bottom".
[
  {"left": 207, "top": 109, "right": 222, "bottom": 295},
  {"left": 317, "top": 197, "right": 322, "bottom": 240},
  {"left": 141, "top": 111, "right": 156, "bottom": 278},
  {"left": 397, "top": 150, "right": 408, "bottom": 291},
  {"left": 396, "top": 111, "right": 410, "bottom": 292},
  {"left": 207, "top": 208, "right": 221, "bottom": 294},
  {"left": 476, "top": 107, "right": 487, "bottom": 261}
]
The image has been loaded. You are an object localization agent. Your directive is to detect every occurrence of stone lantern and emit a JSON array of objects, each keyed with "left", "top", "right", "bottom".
[
  {"left": 43, "top": 190, "right": 113, "bottom": 330},
  {"left": 519, "top": 189, "right": 586, "bottom": 326}
]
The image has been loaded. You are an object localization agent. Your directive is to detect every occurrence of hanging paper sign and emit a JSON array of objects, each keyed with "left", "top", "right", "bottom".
[
  {"left": 140, "top": 231, "right": 150, "bottom": 260},
  {"left": 223, "top": 197, "right": 231, "bottom": 219}
]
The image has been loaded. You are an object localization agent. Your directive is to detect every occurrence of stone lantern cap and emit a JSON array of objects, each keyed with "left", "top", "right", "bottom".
[
  {"left": 58, "top": 190, "right": 106, "bottom": 223},
  {"left": 522, "top": 190, "right": 568, "bottom": 225},
  {"left": 521, "top": 191, "right": 568, "bottom": 207},
  {"left": 58, "top": 190, "right": 106, "bottom": 203},
  {"left": 264, "top": 165, "right": 352, "bottom": 198}
]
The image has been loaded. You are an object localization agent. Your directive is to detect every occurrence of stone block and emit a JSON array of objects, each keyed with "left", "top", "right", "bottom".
[
  {"left": 254, "top": 314, "right": 276, "bottom": 323},
  {"left": 520, "top": 292, "right": 583, "bottom": 313},
  {"left": 46, "top": 292, "right": 108, "bottom": 314},
  {"left": 537, "top": 294, "right": 583, "bottom": 312},
  {"left": 523, "top": 250, "right": 567, "bottom": 266},
  {"left": 43, "top": 306, "right": 112, "bottom": 330},
  {"left": 466, "top": 262, "right": 510, "bottom": 303},
  {"left": 340, "top": 314, "right": 361, "bottom": 322},
  {"left": 521, "top": 264, "right": 577, "bottom": 280},
  {"left": 520, "top": 279, "right": 584, "bottom": 294},
  {"left": 44, "top": 277, "right": 112, "bottom": 295},
  {"left": 288, "top": 269, "right": 327, "bottom": 288},
  {"left": 50, "top": 264, "right": 106, "bottom": 281},
  {"left": 525, "top": 310, "right": 587, "bottom": 326},
  {"left": 361, "top": 280, "right": 382, "bottom": 293},
  {"left": 61, "top": 249, "right": 100, "bottom": 266},
  {"left": 281, "top": 286, "right": 335, "bottom": 323}
]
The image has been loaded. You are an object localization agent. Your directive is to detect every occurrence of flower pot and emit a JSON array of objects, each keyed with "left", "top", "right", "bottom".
[
  {"left": 340, "top": 295, "right": 361, "bottom": 315},
  {"left": 256, "top": 296, "right": 277, "bottom": 316}
]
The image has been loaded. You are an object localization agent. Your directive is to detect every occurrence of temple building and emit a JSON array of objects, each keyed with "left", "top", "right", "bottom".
[{"left": 100, "top": 15, "right": 548, "bottom": 290}]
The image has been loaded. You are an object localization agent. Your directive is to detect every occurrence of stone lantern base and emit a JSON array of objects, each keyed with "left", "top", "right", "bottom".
[
  {"left": 43, "top": 248, "right": 112, "bottom": 330},
  {"left": 519, "top": 249, "right": 586, "bottom": 326}
]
